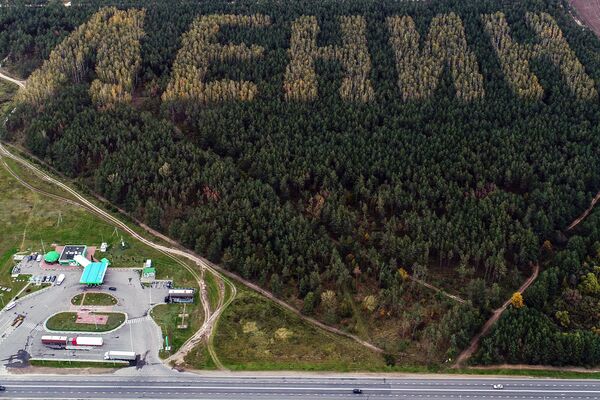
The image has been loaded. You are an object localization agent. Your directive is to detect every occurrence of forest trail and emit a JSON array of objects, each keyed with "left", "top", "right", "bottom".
[
  {"left": 566, "top": 191, "right": 600, "bottom": 231},
  {"left": 0, "top": 68, "right": 25, "bottom": 88},
  {"left": 408, "top": 276, "right": 466, "bottom": 304},
  {"left": 454, "top": 184, "right": 600, "bottom": 367},
  {"left": 453, "top": 263, "right": 539, "bottom": 368}
]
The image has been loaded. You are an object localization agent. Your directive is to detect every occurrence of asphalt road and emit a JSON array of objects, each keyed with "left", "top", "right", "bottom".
[{"left": 1, "top": 375, "right": 600, "bottom": 399}]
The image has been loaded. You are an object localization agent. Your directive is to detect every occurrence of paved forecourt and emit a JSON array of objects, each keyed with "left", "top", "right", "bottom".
[{"left": 0, "top": 260, "right": 167, "bottom": 370}]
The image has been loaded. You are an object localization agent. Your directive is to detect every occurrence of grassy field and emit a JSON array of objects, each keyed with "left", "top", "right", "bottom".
[
  {"left": 186, "top": 285, "right": 386, "bottom": 371},
  {"left": 46, "top": 311, "right": 125, "bottom": 332},
  {"left": 71, "top": 292, "right": 118, "bottom": 306},
  {"left": 22, "top": 282, "right": 51, "bottom": 296},
  {"left": 204, "top": 270, "right": 220, "bottom": 311},
  {"left": 30, "top": 359, "right": 128, "bottom": 368},
  {"left": 151, "top": 297, "right": 203, "bottom": 358},
  {"left": 0, "top": 157, "right": 199, "bottom": 273}
]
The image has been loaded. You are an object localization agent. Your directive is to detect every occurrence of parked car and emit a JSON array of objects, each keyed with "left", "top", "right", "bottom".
[
  {"left": 108, "top": 287, "right": 117, "bottom": 291},
  {"left": 50, "top": 276, "right": 56, "bottom": 283},
  {"left": 42, "top": 276, "right": 47, "bottom": 283}
]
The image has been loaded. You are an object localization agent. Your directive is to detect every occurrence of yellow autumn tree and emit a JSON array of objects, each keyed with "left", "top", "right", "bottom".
[{"left": 510, "top": 292, "right": 524, "bottom": 309}]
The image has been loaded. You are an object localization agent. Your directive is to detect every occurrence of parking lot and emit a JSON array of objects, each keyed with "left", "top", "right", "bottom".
[{"left": 0, "top": 257, "right": 169, "bottom": 371}]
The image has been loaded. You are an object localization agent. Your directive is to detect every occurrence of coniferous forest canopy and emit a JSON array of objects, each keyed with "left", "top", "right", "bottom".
[{"left": 3, "top": 0, "right": 600, "bottom": 366}]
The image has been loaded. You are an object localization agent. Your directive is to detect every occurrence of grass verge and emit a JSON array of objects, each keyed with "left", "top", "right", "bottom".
[
  {"left": 46, "top": 311, "right": 125, "bottom": 332},
  {"left": 151, "top": 295, "right": 203, "bottom": 358},
  {"left": 204, "top": 270, "right": 220, "bottom": 311},
  {"left": 71, "top": 292, "right": 118, "bottom": 306}
]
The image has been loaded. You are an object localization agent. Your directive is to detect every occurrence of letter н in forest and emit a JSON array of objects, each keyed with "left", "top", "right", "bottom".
[{"left": 284, "top": 15, "right": 375, "bottom": 102}]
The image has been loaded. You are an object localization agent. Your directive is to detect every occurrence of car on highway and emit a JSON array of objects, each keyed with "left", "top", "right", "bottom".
[
  {"left": 352, "top": 388, "right": 363, "bottom": 394},
  {"left": 493, "top": 384, "right": 504, "bottom": 390},
  {"left": 0, "top": 385, "right": 5, "bottom": 391},
  {"left": 109, "top": 287, "right": 117, "bottom": 291}
]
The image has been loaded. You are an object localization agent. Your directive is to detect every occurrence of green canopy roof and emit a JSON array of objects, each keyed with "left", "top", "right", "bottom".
[
  {"left": 44, "top": 251, "right": 60, "bottom": 263},
  {"left": 80, "top": 258, "right": 109, "bottom": 285}
]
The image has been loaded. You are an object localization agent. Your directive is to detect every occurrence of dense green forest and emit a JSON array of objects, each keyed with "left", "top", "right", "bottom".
[{"left": 2, "top": 0, "right": 600, "bottom": 365}]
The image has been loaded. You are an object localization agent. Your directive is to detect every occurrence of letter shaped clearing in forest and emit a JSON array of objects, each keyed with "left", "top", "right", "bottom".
[
  {"left": 16, "top": 7, "right": 145, "bottom": 107},
  {"left": 284, "top": 15, "right": 375, "bottom": 102},
  {"left": 162, "top": 14, "right": 271, "bottom": 108},
  {"left": 386, "top": 13, "right": 485, "bottom": 102},
  {"left": 482, "top": 12, "right": 597, "bottom": 101}
]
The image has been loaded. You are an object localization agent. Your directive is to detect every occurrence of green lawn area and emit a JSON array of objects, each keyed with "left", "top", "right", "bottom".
[
  {"left": 30, "top": 359, "right": 128, "bottom": 369},
  {"left": 185, "top": 285, "right": 386, "bottom": 371},
  {"left": 0, "top": 247, "right": 29, "bottom": 305},
  {"left": 151, "top": 296, "right": 203, "bottom": 359},
  {"left": 71, "top": 292, "right": 117, "bottom": 306},
  {"left": 204, "top": 270, "right": 220, "bottom": 312},
  {"left": 22, "top": 282, "right": 51, "bottom": 296},
  {"left": 46, "top": 311, "right": 125, "bottom": 332}
]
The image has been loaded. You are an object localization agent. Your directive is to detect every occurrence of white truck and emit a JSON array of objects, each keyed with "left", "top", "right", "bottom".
[
  {"left": 104, "top": 351, "right": 137, "bottom": 361},
  {"left": 56, "top": 274, "right": 65, "bottom": 286}
]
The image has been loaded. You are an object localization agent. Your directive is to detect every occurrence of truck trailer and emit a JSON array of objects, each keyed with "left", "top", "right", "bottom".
[
  {"left": 41, "top": 336, "right": 103, "bottom": 348},
  {"left": 41, "top": 336, "right": 68, "bottom": 346},
  {"left": 104, "top": 351, "right": 137, "bottom": 361},
  {"left": 72, "top": 336, "right": 103, "bottom": 347}
]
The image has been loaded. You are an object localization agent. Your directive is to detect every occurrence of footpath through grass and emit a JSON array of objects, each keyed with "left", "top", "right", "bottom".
[
  {"left": 46, "top": 312, "right": 125, "bottom": 332},
  {"left": 71, "top": 292, "right": 117, "bottom": 306},
  {"left": 186, "top": 285, "right": 386, "bottom": 371}
]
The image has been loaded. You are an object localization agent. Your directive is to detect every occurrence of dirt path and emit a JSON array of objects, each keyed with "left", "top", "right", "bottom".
[
  {"left": 0, "top": 68, "right": 25, "bottom": 88},
  {"left": 566, "top": 191, "right": 600, "bottom": 231},
  {"left": 453, "top": 263, "right": 539, "bottom": 367},
  {"left": 409, "top": 276, "right": 466, "bottom": 304}
]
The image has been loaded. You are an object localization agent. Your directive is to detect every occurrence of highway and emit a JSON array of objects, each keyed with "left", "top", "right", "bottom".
[{"left": 1, "top": 375, "right": 600, "bottom": 399}]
